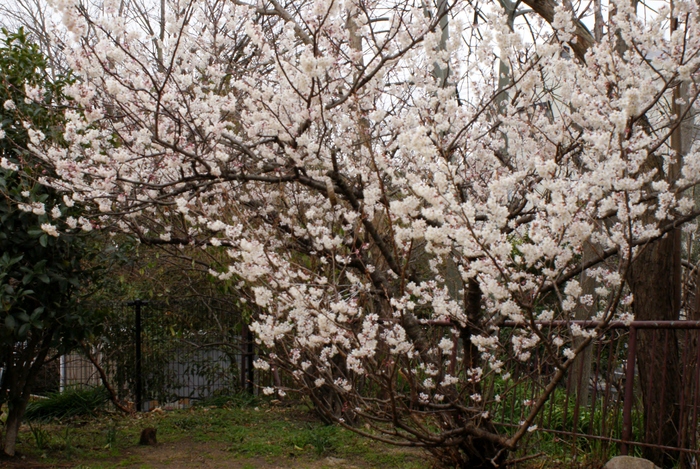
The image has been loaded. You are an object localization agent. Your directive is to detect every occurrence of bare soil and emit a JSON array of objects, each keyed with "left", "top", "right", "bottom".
[{"left": 0, "top": 437, "right": 370, "bottom": 469}]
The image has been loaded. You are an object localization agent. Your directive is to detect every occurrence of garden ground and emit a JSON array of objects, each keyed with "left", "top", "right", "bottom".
[
  {"left": 0, "top": 400, "right": 434, "bottom": 469},
  {"left": 0, "top": 396, "right": 602, "bottom": 469}
]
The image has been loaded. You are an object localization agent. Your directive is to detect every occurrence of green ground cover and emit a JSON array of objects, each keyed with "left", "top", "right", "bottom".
[
  {"left": 0, "top": 389, "right": 624, "bottom": 468},
  {"left": 6, "top": 396, "right": 432, "bottom": 469}
]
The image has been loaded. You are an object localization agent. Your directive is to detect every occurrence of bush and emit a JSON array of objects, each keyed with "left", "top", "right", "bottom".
[{"left": 24, "top": 387, "right": 109, "bottom": 422}]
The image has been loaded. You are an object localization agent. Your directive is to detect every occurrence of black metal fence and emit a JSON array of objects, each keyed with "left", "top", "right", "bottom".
[
  {"left": 40, "top": 303, "right": 700, "bottom": 463},
  {"left": 58, "top": 298, "right": 257, "bottom": 410}
]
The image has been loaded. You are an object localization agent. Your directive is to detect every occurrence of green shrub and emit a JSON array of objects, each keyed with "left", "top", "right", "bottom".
[{"left": 24, "top": 386, "right": 109, "bottom": 422}]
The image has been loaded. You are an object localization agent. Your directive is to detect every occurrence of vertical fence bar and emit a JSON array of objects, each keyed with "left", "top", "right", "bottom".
[
  {"left": 691, "top": 334, "right": 700, "bottom": 451},
  {"left": 571, "top": 348, "right": 586, "bottom": 446},
  {"left": 677, "top": 329, "right": 691, "bottom": 450},
  {"left": 599, "top": 334, "right": 613, "bottom": 443},
  {"left": 621, "top": 325, "right": 637, "bottom": 456},
  {"left": 240, "top": 322, "right": 248, "bottom": 391},
  {"left": 643, "top": 330, "right": 659, "bottom": 446},
  {"left": 587, "top": 337, "right": 603, "bottom": 437},
  {"left": 127, "top": 299, "right": 146, "bottom": 412},
  {"left": 656, "top": 330, "right": 670, "bottom": 448},
  {"left": 135, "top": 300, "right": 142, "bottom": 412},
  {"left": 613, "top": 331, "right": 626, "bottom": 443},
  {"left": 246, "top": 326, "right": 255, "bottom": 394}
]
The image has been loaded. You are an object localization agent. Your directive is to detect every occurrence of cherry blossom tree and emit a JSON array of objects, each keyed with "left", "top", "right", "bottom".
[{"left": 21, "top": 0, "right": 700, "bottom": 465}]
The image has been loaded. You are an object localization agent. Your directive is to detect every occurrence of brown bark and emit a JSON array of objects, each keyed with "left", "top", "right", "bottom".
[
  {"left": 2, "top": 325, "right": 58, "bottom": 456},
  {"left": 593, "top": 0, "right": 604, "bottom": 41},
  {"left": 452, "top": 279, "right": 506, "bottom": 469},
  {"left": 3, "top": 408, "right": 22, "bottom": 457},
  {"left": 461, "top": 278, "right": 482, "bottom": 385},
  {"left": 619, "top": 72, "right": 691, "bottom": 469},
  {"left": 627, "top": 232, "right": 683, "bottom": 467},
  {"left": 3, "top": 387, "right": 34, "bottom": 456},
  {"left": 695, "top": 262, "right": 700, "bottom": 320},
  {"left": 3, "top": 365, "right": 38, "bottom": 456},
  {"left": 568, "top": 242, "right": 597, "bottom": 401},
  {"left": 520, "top": 0, "right": 595, "bottom": 62}
]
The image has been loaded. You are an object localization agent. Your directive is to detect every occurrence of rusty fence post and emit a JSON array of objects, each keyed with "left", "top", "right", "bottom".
[{"left": 621, "top": 324, "right": 637, "bottom": 456}]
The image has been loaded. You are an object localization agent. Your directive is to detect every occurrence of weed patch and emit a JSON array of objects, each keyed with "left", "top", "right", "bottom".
[
  {"left": 11, "top": 402, "right": 428, "bottom": 468},
  {"left": 24, "top": 386, "right": 109, "bottom": 422}
]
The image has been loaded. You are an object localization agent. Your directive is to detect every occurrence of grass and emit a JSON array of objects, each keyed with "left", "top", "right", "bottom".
[
  {"left": 28, "top": 421, "right": 50, "bottom": 450},
  {"left": 11, "top": 395, "right": 430, "bottom": 469},
  {"left": 10, "top": 387, "right": 641, "bottom": 469},
  {"left": 484, "top": 377, "right": 648, "bottom": 467}
]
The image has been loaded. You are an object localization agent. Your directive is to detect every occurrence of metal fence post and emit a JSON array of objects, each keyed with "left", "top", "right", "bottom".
[
  {"left": 240, "top": 323, "right": 247, "bottom": 391},
  {"left": 246, "top": 325, "right": 255, "bottom": 393},
  {"left": 621, "top": 325, "right": 637, "bottom": 456},
  {"left": 127, "top": 299, "right": 147, "bottom": 412},
  {"left": 240, "top": 322, "right": 255, "bottom": 393}
]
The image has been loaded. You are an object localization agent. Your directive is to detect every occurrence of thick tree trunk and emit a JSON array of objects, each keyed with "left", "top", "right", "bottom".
[
  {"left": 3, "top": 397, "right": 29, "bottom": 457},
  {"left": 449, "top": 279, "right": 507, "bottom": 469},
  {"left": 627, "top": 232, "right": 682, "bottom": 467},
  {"left": 624, "top": 60, "right": 690, "bottom": 468},
  {"left": 1, "top": 325, "right": 58, "bottom": 456},
  {"left": 428, "top": 420, "right": 507, "bottom": 469},
  {"left": 3, "top": 417, "right": 19, "bottom": 457}
]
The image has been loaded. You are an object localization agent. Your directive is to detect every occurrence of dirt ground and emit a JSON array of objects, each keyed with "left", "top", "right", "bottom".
[{"left": 0, "top": 438, "right": 370, "bottom": 469}]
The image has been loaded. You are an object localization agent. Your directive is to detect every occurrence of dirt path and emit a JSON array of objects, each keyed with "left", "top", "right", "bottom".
[
  {"left": 107, "top": 440, "right": 362, "bottom": 468},
  {"left": 0, "top": 438, "right": 367, "bottom": 469}
]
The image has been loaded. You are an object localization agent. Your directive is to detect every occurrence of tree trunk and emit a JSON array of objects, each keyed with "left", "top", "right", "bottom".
[
  {"left": 1, "top": 325, "right": 58, "bottom": 456},
  {"left": 3, "top": 393, "right": 30, "bottom": 456},
  {"left": 450, "top": 279, "right": 507, "bottom": 469},
  {"left": 428, "top": 420, "right": 506, "bottom": 469},
  {"left": 568, "top": 242, "right": 597, "bottom": 403},
  {"left": 625, "top": 43, "right": 691, "bottom": 467},
  {"left": 627, "top": 232, "right": 682, "bottom": 467}
]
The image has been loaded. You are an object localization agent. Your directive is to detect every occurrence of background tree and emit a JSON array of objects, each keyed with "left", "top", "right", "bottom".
[{"left": 0, "top": 28, "right": 104, "bottom": 456}]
